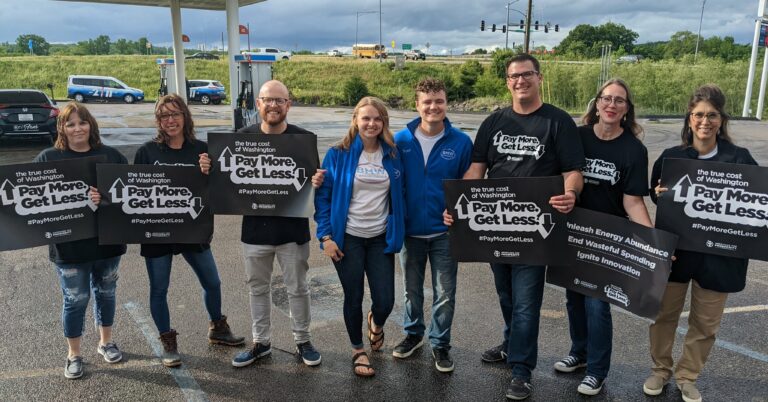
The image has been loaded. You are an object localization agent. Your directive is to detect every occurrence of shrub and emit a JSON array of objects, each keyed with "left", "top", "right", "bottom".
[{"left": 342, "top": 76, "right": 369, "bottom": 106}]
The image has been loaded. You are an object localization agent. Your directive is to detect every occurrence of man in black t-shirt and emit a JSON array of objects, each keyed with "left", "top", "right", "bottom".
[
  {"left": 460, "top": 54, "right": 585, "bottom": 400},
  {"left": 201, "top": 80, "right": 322, "bottom": 368}
]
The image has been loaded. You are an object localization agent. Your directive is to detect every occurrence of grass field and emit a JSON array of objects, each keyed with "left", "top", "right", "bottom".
[{"left": 0, "top": 54, "right": 761, "bottom": 117}]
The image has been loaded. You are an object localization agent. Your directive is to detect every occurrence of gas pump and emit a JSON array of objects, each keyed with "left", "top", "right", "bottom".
[
  {"left": 156, "top": 58, "right": 177, "bottom": 98},
  {"left": 233, "top": 53, "right": 276, "bottom": 130}
]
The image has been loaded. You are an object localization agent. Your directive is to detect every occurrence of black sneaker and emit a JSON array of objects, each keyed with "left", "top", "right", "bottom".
[
  {"left": 553, "top": 355, "right": 587, "bottom": 373},
  {"left": 481, "top": 342, "right": 507, "bottom": 363},
  {"left": 577, "top": 375, "right": 605, "bottom": 396},
  {"left": 231, "top": 342, "right": 271, "bottom": 368},
  {"left": 392, "top": 334, "right": 424, "bottom": 358},
  {"left": 505, "top": 377, "right": 533, "bottom": 400},
  {"left": 64, "top": 356, "right": 83, "bottom": 379},
  {"left": 432, "top": 347, "right": 454, "bottom": 373},
  {"left": 296, "top": 341, "right": 322, "bottom": 366}
]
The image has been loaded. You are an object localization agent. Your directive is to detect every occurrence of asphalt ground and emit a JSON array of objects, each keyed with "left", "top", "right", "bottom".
[{"left": 0, "top": 103, "right": 767, "bottom": 401}]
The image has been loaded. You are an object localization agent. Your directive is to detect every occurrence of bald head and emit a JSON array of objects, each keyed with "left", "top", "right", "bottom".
[
  {"left": 259, "top": 80, "right": 289, "bottom": 99},
  {"left": 256, "top": 80, "right": 291, "bottom": 133}
]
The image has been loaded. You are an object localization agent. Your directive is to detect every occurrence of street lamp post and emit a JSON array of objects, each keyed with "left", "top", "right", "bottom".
[
  {"left": 355, "top": 10, "right": 378, "bottom": 55},
  {"left": 694, "top": 0, "right": 707, "bottom": 63},
  {"left": 505, "top": 0, "right": 521, "bottom": 49}
]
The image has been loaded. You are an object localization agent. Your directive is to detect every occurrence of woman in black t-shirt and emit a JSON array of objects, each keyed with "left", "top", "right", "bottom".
[
  {"left": 34, "top": 102, "right": 127, "bottom": 379},
  {"left": 554, "top": 79, "right": 653, "bottom": 396},
  {"left": 644, "top": 85, "right": 757, "bottom": 402},
  {"left": 134, "top": 94, "right": 244, "bottom": 368}
]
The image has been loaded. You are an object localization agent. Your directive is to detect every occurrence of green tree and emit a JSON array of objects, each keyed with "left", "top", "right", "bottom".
[
  {"left": 112, "top": 38, "right": 135, "bottom": 54},
  {"left": 136, "top": 37, "right": 150, "bottom": 54},
  {"left": 664, "top": 31, "right": 697, "bottom": 59},
  {"left": 491, "top": 48, "right": 515, "bottom": 79},
  {"left": 92, "top": 35, "right": 111, "bottom": 55},
  {"left": 16, "top": 34, "right": 50, "bottom": 55},
  {"left": 556, "top": 23, "right": 638, "bottom": 58},
  {"left": 471, "top": 48, "right": 488, "bottom": 55},
  {"left": 455, "top": 60, "right": 484, "bottom": 100}
]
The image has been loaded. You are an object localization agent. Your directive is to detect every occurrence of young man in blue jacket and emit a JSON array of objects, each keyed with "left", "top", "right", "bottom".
[{"left": 392, "top": 77, "right": 473, "bottom": 372}]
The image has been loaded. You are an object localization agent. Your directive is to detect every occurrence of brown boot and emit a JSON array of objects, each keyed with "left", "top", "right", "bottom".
[
  {"left": 159, "top": 330, "right": 181, "bottom": 367},
  {"left": 208, "top": 315, "right": 245, "bottom": 346}
]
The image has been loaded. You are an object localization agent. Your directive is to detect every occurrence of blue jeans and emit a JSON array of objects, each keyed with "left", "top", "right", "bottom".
[
  {"left": 333, "top": 233, "right": 394, "bottom": 349},
  {"left": 55, "top": 256, "right": 121, "bottom": 338},
  {"left": 145, "top": 249, "right": 222, "bottom": 334},
  {"left": 565, "top": 289, "right": 613, "bottom": 379},
  {"left": 491, "top": 263, "right": 545, "bottom": 381},
  {"left": 399, "top": 234, "right": 458, "bottom": 349}
]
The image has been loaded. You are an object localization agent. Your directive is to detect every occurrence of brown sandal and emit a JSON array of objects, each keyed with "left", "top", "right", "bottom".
[
  {"left": 367, "top": 311, "right": 384, "bottom": 351},
  {"left": 352, "top": 351, "right": 375, "bottom": 377}
]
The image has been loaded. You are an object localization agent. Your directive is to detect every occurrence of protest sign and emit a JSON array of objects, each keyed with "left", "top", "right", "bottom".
[
  {"left": 547, "top": 208, "right": 678, "bottom": 319},
  {"left": 207, "top": 132, "right": 318, "bottom": 216},
  {"left": 443, "top": 176, "right": 567, "bottom": 265},
  {"left": 0, "top": 157, "right": 102, "bottom": 251},
  {"left": 657, "top": 158, "right": 768, "bottom": 260},
  {"left": 97, "top": 164, "right": 212, "bottom": 244}
]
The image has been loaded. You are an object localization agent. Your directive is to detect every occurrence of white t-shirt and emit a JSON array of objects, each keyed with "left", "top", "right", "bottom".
[
  {"left": 346, "top": 148, "right": 390, "bottom": 238},
  {"left": 699, "top": 145, "right": 718, "bottom": 159},
  {"left": 415, "top": 127, "right": 445, "bottom": 167}
]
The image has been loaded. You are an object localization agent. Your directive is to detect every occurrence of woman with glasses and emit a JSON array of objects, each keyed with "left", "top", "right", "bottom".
[
  {"left": 314, "top": 96, "right": 405, "bottom": 377},
  {"left": 644, "top": 85, "right": 757, "bottom": 402},
  {"left": 134, "top": 94, "right": 244, "bottom": 368},
  {"left": 553, "top": 79, "right": 653, "bottom": 396},
  {"left": 34, "top": 102, "right": 127, "bottom": 379}
]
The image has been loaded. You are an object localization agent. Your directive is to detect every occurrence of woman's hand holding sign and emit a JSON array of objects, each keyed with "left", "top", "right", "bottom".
[
  {"left": 199, "top": 153, "right": 211, "bottom": 175},
  {"left": 89, "top": 186, "right": 101, "bottom": 206}
]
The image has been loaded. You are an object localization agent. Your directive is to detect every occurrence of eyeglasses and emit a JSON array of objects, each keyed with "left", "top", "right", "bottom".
[
  {"left": 158, "top": 112, "right": 184, "bottom": 121},
  {"left": 259, "top": 97, "right": 289, "bottom": 106},
  {"left": 506, "top": 71, "right": 539, "bottom": 81},
  {"left": 598, "top": 95, "right": 627, "bottom": 106},
  {"left": 690, "top": 112, "right": 721, "bottom": 122}
]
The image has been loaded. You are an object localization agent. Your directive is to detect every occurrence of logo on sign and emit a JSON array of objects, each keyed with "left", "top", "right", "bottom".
[
  {"left": 670, "top": 174, "right": 768, "bottom": 228},
  {"left": 453, "top": 193, "right": 555, "bottom": 238},
  {"left": 604, "top": 284, "right": 629, "bottom": 307},
  {"left": 217, "top": 147, "right": 307, "bottom": 190},
  {"left": 1, "top": 179, "right": 95, "bottom": 216},
  {"left": 108, "top": 179, "right": 204, "bottom": 219}
]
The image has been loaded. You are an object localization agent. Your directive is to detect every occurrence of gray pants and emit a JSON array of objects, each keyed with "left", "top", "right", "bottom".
[{"left": 242, "top": 242, "right": 311, "bottom": 344}]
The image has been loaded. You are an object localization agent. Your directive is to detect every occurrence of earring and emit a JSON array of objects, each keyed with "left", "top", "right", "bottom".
[{"left": 595, "top": 110, "right": 599, "bottom": 117}]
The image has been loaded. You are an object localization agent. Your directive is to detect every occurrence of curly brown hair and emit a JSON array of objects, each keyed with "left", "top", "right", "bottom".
[{"left": 414, "top": 77, "right": 447, "bottom": 100}]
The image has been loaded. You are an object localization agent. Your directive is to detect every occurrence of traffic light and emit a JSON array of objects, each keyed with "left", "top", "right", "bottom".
[
  {"left": 555, "top": 24, "right": 559, "bottom": 32},
  {"left": 535, "top": 20, "right": 539, "bottom": 30},
  {"left": 544, "top": 24, "right": 549, "bottom": 33},
  {"left": 480, "top": 20, "right": 485, "bottom": 31},
  {"left": 519, "top": 20, "right": 524, "bottom": 29},
  {"left": 502, "top": 25, "right": 507, "bottom": 33},
  {"left": 492, "top": 23, "right": 496, "bottom": 32}
]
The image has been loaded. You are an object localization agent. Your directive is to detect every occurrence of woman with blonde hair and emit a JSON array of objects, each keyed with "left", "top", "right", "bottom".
[
  {"left": 314, "top": 96, "right": 405, "bottom": 376},
  {"left": 34, "top": 102, "right": 127, "bottom": 379}
]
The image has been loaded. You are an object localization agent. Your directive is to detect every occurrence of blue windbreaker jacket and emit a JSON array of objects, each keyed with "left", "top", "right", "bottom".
[
  {"left": 314, "top": 135, "right": 405, "bottom": 253},
  {"left": 394, "top": 117, "right": 473, "bottom": 236}
]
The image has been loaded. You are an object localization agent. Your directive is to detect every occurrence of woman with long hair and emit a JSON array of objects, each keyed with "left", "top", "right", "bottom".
[
  {"left": 314, "top": 96, "right": 405, "bottom": 377},
  {"left": 34, "top": 102, "right": 127, "bottom": 379},
  {"left": 644, "top": 84, "right": 757, "bottom": 402},
  {"left": 553, "top": 79, "right": 652, "bottom": 396},
  {"left": 134, "top": 94, "right": 244, "bottom": 368}
]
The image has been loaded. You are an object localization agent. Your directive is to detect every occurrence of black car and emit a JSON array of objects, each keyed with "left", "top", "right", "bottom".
[
  {"left": 185, "top": 52, "right": 220, "bottom": 60},
  {"left": 0, "top": 89, "right": 58, "bottom": 143}
]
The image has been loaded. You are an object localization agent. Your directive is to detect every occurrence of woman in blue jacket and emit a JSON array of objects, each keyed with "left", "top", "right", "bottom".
[
  {"left": 645, "top": 84, "right": 757, "bottom": 402},
  {"left": 314, "top": 96, "right": 405, "bottom": 377}
]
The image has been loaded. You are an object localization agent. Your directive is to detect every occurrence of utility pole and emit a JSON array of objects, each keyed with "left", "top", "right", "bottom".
[
  {"left": 524, "top": 0, "right": 533, "bottom": 53},
  {"left": 694, "top": 0, "right": 706, "bottom": 63}
]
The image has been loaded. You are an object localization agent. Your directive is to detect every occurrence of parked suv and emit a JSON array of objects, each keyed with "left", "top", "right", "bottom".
[
  {"left": 0, "top": 89, "right": 58, "bottom": 142},
  {"left": 404, "top": 49, "right": 426, "bottom": 60},
  {"left": 248, "top": 47, "right": 292, "bottom": 60},
  {"left": 67, "top": 75, "right": 145, "bottom": 104},
  {"left": 186, "top": 52, "right": 219, "bottom": 60},
  {"left": 188, "top": 79, "right": 226, "bottom": 105}
]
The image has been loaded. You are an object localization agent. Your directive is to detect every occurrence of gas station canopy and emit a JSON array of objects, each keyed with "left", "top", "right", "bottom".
[{"left": 56, "top": 0, "right": 265, "bottom": 11}]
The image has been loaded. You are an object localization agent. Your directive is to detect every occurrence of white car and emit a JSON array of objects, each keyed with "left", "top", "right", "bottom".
[
  {"left": 327, "top": 49, "right": 342, "bottom": 57},
  {"left": 247, "top": 47, "right": 292, "bottom": 60}
]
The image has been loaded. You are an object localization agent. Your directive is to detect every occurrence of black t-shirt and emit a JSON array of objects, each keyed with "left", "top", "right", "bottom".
[
  {"left": 133, "top": 139, "right": 212, "bottom": 257},
  {"left": 578, "top": 125, "right": 648, "bottom": 217},
  {"left": 472, "top": 104, "right": 584, "bottom": 178},
  {"left": 34, "top": 145, "right": 128, "bottom": 264},
  {"left": 236, "top": 123, "right": 317, "bottom": 245}
]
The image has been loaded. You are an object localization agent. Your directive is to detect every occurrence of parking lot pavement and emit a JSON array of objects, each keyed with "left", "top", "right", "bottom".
[{"left": 0, "top": 105, "right": 767, "bottom": 401}]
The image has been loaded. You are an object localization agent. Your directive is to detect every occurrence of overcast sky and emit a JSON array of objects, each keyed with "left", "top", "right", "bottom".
[{"left": 0, "top": 0, "right": 762, "bottom": 54}]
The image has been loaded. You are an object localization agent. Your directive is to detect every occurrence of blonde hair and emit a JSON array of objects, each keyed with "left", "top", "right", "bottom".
[
  {"left": 55, "top": 102, "right": 102, "bottom": 150},
  {"left": 339, "top": 96, "right": 395, "bottom": 152}
]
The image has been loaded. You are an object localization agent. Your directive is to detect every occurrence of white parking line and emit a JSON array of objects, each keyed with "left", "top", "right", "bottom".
[
  {"left": 680, "top": 304, "right": 768, "bottom": 318},
  {"left": 124, "top": 302, "right": 210, "bottom": 402}
]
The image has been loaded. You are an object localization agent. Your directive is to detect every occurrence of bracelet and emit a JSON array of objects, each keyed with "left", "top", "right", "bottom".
[{"left": 320, "top": 235, "right": 332, "bottom": 243}]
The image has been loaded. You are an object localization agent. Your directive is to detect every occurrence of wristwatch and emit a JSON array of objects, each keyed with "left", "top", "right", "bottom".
[{"left": 320, "top": 235, "right": 333, "bottom": 243}]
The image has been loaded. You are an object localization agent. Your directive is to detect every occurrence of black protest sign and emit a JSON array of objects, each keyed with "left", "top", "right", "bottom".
[
  {"left": 207, "top": 132, "right": 318, "bottom": 216},
  {"left": 0, "top": 156, "right": 103, "bottom": 251},
  {"left": 444, "top": 176, "right": 567, "bottom": 265},
  {"left": 656, "top": 158, "right": 768, "bottom": 260},
  {"left": 547, "top": 208, "right": 678, "bottom": 319},
  {"left": 97, "top": 164, "right": 212, "bottom": 244}
]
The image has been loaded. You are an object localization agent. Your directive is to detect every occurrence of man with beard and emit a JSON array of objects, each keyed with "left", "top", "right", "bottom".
[{"left": 202, "top": 80, "right": 323, "bottom": 368}]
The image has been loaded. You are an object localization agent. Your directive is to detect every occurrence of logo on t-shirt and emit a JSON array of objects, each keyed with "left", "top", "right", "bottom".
[
  {"left": 492, "top": 131, "right": 545, "bottom": 160},
  {"left": 441, "top": 149, "right": 456, "bottom": 160},
  {"left": 153, "top": 161, "right": 195, "bottom": 167},
  {"left": 583, "top": 158, "right": 620, "bottom": 185}
]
